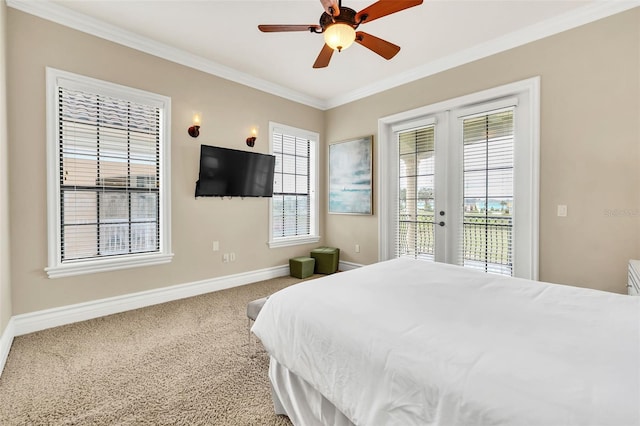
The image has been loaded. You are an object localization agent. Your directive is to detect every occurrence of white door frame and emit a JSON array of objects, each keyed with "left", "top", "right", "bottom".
[{"left": 377, "top": 77, "right": 540, "bottom": 280}]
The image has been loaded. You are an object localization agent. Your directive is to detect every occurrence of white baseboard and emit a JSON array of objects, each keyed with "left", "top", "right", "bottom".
[
  {"left": 339, "top": 260, "right": 363, "bottom": 271},
  {"left": 0, "top": 317, "right": 15, "bottom": 376},
  {"left": 11, "top": 263, "right": 289, "bottom": 337},
  {"left": 1, "top": 261, "right": 358, "bottom": 377}
]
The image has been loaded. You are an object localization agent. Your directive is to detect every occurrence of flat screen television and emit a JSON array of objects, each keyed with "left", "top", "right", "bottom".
[{"left": 195, "top": 144, "right": 276, "bottom": 198}]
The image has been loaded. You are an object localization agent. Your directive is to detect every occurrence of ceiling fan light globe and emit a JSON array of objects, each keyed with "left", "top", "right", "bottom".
[{"left": 324, "top": 23, "right": 355, "bottom": 51}]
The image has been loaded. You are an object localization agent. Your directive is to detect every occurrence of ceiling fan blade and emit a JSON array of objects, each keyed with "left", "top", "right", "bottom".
[
  {"left": 356, "top": 0, "right": 423, "bottom": 24},
  {"left": 258, "top": 24, "right": 321, "bottom": 32},
  {"left": 313, "top": 44, "right": 334, "bottom": 68},
  {"left": 355, "top": 31, "right": 400, "bottom": 60}
]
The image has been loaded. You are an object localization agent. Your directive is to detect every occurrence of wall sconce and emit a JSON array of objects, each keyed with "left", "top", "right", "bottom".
[
  {"left": 188, "top": 112, "right": 201, "bottom": 138},
  {"left": 246, "top": 126, "right": 258, "bottom": 147}
]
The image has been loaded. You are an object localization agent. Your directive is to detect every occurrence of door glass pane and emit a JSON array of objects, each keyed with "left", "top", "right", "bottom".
[
  {"left": 462, "top": 109, "right": 514, "bottom": 276},
  {"left": 397, "top": 126, "right": 435, "bottom": 260}
]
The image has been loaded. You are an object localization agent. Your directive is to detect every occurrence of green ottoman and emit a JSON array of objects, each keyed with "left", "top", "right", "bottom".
[
  {"left": 310, "top": 247, "right": 340, "bottom": 274},
  {"left": 289, "top": 256, "right": 315, "bottom": 279}
]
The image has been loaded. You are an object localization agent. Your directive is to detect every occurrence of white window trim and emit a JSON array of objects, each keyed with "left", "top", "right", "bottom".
[
  {"left": 268, "top": 122, "right": 320, "bottom": 248},
  {"left": 45, "top": 67, "right": 173, "bottom": 278},
  {"left": 378, "top": 77, "right": 540, "bottom": 280}
]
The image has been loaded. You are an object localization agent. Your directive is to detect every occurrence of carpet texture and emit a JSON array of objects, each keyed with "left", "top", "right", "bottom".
[{"left": 0, "top": 274, "right": 315, "bottom": 425}]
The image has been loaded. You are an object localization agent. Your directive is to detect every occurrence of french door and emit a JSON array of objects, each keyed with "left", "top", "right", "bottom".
[
  {"left": 381, "top": 78, "right": 539, "bottom": 279},
  {"left": 395, "top": 106, "right": 515, "bottom": 275}
]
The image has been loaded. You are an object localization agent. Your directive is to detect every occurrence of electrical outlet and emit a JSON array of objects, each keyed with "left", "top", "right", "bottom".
[
  {"left": 223, "top": 253, "right": 229, "bottom": 263},
  {"left": 230, "top": 252, "right": 236, "bottom": 262},
  {"left": 355, "top": 244, "right": 360, "bottom": 253}
]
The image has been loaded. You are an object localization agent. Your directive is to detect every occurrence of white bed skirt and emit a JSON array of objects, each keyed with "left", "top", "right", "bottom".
[{"left": 269, "top": 356, "right": 355, "bottom": 426}]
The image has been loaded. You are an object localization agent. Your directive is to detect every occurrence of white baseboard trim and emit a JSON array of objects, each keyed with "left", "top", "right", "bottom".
[
  {"left": 12, "top": 264, "right": 290, "bottom": 338},
  {"left": 1, "top": 261, "right": 359, "bottom": 377},
  {"left": 0, "top": 317, "right": 15, "bottom": 376},
  {"left": 339, "top": 260, "right": 363, "bottom": 271}
]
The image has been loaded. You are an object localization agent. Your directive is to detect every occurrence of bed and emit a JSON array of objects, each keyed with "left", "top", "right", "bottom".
[{"left": 251, "top": 258, "right": 640, "bottom": 426}]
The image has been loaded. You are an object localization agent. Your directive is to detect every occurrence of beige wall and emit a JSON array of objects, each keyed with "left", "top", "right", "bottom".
[
  {"left": 4, "top": 8, "right": 639, "bottom": 320},
  {"left": 325, "top": 9, "right": 640, "bottom": 293},
  {"left": 6, "top": 10, "right": 324, "bottom": 315},
  {"left": 1, "top": 0, "right": 12, "bottom": 335}
]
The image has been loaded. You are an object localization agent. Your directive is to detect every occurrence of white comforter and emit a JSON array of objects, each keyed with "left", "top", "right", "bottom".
[{"left": 252, "top": 258, "right": 640, "bottom": 426}]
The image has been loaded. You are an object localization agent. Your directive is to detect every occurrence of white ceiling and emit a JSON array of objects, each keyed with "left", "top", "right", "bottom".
[{"left": 9, "top": 0, "right": 640, "bottom": 109}]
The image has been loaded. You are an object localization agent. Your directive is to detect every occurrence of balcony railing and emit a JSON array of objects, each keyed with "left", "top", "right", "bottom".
[
  {"left": 100, "top": 221, "right": 158, "bottom": 255},
  {"left": 398, "top": 214, "right": 435, "bottom": 259},
  {"left": 398, "top": 213, "right": 513, "bottom": 275}
]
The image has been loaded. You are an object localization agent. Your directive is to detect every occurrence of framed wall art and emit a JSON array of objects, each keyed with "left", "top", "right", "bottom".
[{"left": 328, "top": 135, "right": 373, "bottom": 215}]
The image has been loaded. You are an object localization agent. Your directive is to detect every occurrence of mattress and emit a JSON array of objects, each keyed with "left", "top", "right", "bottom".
[{"left": 252, "top": 258, "right": 640, "bottom": 425}]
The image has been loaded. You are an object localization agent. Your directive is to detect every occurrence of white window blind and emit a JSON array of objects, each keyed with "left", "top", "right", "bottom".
[
  {"left": 461, "top": 108, "right": 514, "bottom": 276},
  {"left": 46, "top": 68, "right": 172, "bottom": 278},
  {"left": 59, "top": 87, "right": 160, "bottom": 261},
  {"left": 271, "top": 129, "right": 315, "bottom": 241},
  {"left": 397, "top": 125, "right": 436, "bottom": 260}
]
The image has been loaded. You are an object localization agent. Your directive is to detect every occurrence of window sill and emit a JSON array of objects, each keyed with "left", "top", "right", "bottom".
[
  {"left": 45, "top": 252, "right": 174, "bottom": 279},
  {"left": 268, "top": 235, "right": 320, "bottom": 249}
]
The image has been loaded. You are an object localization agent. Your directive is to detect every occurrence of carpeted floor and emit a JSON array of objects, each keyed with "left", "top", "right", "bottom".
[{"left": 0, "top": 274, "right": 316, "bottom": 425}]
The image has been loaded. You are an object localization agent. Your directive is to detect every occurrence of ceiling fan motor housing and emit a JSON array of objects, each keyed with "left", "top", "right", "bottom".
[{"left": 320, "top": 7, "right": 359, "bottom": 31}]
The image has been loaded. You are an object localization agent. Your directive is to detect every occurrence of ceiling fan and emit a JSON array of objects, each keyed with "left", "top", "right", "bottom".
[{"left": 258, "top": 0, "right": 424, "bottom": 68}]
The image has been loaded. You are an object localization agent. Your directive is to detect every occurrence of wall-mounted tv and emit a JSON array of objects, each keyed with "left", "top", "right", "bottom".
[{"left": 195, "top": 144, "right": 276, "bottom": 198}]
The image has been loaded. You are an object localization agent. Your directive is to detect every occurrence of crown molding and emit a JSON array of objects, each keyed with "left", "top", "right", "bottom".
[
  {"left": 6, "top": 0, "right": 328, "bottom": 110},
  {"left": 7, "top": 0, "right": 639, "bottom": 111},
  {"left": 326, "top": 0, "right": 640, "bottom": 109}
]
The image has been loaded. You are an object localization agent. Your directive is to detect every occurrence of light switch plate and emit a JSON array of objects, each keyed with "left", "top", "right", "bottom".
[{"left": 557, "top": 205, "right": 567, "bottom": 217}]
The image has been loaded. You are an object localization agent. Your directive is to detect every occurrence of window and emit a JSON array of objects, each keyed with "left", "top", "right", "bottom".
[
  {"left": 45, "top": 68, "right": 172, "bottom": 278},
  {"left": 268, "top": 122, "right": 319, "bottom": 248}
]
